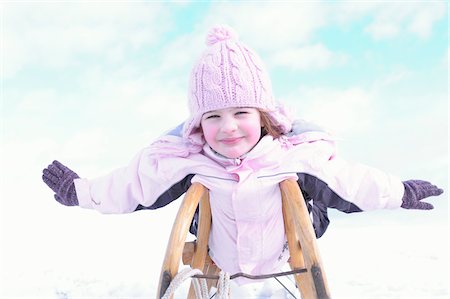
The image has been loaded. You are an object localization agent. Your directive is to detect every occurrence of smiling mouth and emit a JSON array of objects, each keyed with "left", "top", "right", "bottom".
[{"left": 220, "top": 137, "right": 243, "bottom": 145}]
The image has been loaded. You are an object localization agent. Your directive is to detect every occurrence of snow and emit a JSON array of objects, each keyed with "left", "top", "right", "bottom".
[{"left": 1, "top": 194, "right": 448, "bottom": 299}]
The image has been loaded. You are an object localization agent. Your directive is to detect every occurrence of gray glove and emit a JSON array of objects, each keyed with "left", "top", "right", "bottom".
[
  {"left": 401, "top": 180, "right": 443, "bottom": 210},
  {"left": 42, "top": 160, "right": 79, "bottom": 206}
]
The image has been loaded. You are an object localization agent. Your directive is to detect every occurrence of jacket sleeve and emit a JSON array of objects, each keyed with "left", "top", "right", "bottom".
[
  {"left": 136, "top": 174, "right": 194, "bottom": 211},
  {"left": 296, "top": 155, "right": 405, "bottom": 213},
  {"left": 73, "top": 147, "right": 193, "bottom": 214},
  {"left": 299, "top": 189, "right": 330, "bottom": 239},
  {"left": 289, "top": 135, "right": 404, "bottom": 213}
]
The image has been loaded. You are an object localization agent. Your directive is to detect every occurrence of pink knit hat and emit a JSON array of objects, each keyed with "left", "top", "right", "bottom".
[{"left": 183, "top": 25, "right": 292, "bottom": 142}]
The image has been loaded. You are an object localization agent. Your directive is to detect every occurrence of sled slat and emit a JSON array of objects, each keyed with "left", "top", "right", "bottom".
[
  {"left": 187, "top": 192, "right": 212, "bottom": 299},
  {"left": 157, "top": 183, "right": 208, "bottom": 299},
  {"left": 280, "top": 179, "right": 331, "bottom": 299}
]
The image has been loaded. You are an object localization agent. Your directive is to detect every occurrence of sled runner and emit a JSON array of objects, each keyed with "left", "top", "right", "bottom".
[{"left": 157, "top": 179, "right": 331, "bottom": 299}]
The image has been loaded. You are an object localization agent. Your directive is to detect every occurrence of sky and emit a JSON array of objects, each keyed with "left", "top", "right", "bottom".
[{"left": 0, "top": 1, "right": 449, "bottom": 298}]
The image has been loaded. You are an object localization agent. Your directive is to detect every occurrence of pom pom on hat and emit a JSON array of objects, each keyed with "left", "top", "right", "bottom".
[{"left": 206, "top": 24, "right": 238, "bottom": 46}]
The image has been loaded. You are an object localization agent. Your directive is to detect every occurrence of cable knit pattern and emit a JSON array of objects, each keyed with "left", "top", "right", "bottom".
[{"left": 183, "top": 24, "right": 291, "bottom": 140}]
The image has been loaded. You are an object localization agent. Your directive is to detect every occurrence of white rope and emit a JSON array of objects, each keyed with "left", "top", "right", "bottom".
[
  {"left": 192, "top": 273, "right": 208, "bottom": 299},
  {"left": 161, "top": 267, "right": 232, "bottom": 299},
  {"left": 161, "top": 268, "right": 207, "bottom": 299},
  {"left": 216, "top": 270, "right": 231, "bottom": 299}
]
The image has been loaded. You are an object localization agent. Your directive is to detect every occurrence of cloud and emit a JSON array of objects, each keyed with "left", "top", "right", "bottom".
[
  {"left": 2, "top": 2, "right": 173, "bottom": 78},
  {"left": 332, "top": 2, "right": 379, "bottom": 25},
  {"left": 199, "top": 2, "right": 446, "bottom": 49},
  {"left": 200, "top": 2, "right": 329, "bottom": 51},
  {"left": 73, "top": 61, "right": 189, "bottom": 131},
  {"left": 286, "top": 87, "right": 374, "bottom": 136},
  {"left": 371, "top": 68, "right": 414, "bottom": 90},
  {"left": 363, "top": 2, "right": 446, "bottom": 40},
  {"left": 270, "top": 43, "right": 347, "bottom": 71},
  {"left": 156, "top": 31, "right": 204, "bottom": 77},
  {"left": 365, "top": 22, "right": 400, "bottom": 40},
  {"left": 4, "top": 2, "right": 444, "bottom": 80},
  {"left": 136, "top": 89, "right": 188, "bottom": 128},
  {"left": 16, "top": 88, "right": 58, "bottom": 111},
  {"left": 2, "top": 86, "right": 82, "bottom": 141},
  {"left": 407, "top": 4, "right": 447, "bottom": 38}
]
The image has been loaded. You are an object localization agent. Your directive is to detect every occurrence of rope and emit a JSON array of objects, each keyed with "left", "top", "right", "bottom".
[
  {"left": 216, "top": 271, "right": 230, "bottom": 299},
  {"left": 192, "top": 275, "right": 209, "bottom": 299},
  {"left": 161, "top": 268, "right": 207, "bottom": 299},
  {"left": 161, "top": 267, "right": 231, "bottom": 299},
  {"left": 162, "top": 267, "right": 305, "bottom": 298}
]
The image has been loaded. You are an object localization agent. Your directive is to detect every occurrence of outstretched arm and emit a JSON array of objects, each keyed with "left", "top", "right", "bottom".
[
  {"left": 292, "top": 139, "right": 444, "bottom": 213},
  {"left": 42, "top": 147, "right": 196, "bottom": 214}
]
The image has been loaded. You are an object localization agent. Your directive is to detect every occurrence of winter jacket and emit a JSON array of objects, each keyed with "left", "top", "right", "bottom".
[{"left": 73, "top": 131, "right": 404, "bottom": 282}]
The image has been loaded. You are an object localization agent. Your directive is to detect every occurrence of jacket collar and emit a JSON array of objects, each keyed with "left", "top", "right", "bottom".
[{"left": 202, "top": 136, "right": 284, "bottom": 180}]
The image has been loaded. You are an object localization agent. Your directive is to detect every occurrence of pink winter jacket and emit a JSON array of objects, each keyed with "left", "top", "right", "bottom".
[{"left": 74, "top": 132, "right": 404, "bottom": 282}]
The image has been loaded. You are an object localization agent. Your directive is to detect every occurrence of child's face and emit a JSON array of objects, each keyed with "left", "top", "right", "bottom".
[{"left": 201, "top": 107, "right": 262, "bottom": 159}]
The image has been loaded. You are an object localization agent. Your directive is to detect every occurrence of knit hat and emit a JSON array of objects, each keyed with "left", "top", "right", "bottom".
[{"left": 183, "top": 25, "right": 292, "bottom": 142}]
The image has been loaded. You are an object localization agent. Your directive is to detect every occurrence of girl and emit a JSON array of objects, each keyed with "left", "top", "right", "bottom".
[{"left": 42, "top": 25, "right": 443, "bottom": 292}]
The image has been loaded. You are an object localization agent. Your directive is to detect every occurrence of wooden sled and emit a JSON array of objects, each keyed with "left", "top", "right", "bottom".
[{"left": 157, "top": 179, "right": 331, "bottom": 299}]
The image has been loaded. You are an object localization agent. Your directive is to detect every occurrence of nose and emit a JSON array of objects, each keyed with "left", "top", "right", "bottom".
[{"left": 220, "top": 116, "right": 238, "bottom": 133}]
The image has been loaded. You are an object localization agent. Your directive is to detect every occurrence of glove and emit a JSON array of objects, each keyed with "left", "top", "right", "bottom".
[
  {"left": 401, "top": 180, "right": 443, "bottom": 210},
  {"left": 42, "top": 160, "right": 80, "bottom": 206}
]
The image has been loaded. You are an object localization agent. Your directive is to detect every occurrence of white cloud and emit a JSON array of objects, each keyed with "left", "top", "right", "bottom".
[
  {"left": 60, "top": 128, "right": 111, "bottom": 161},
  {"left": 17, "top": 88, "right": 59, "bottom": 111},
  {"left": 372, "top": 68, "right": 414, "bottom": 89},
  {"left": 317, "top": 2, "right": 447, "bottom": 41},
  {"left": 157, "top": 32, "right": 204, "bottom": 76},
  {"left": 407, "top": 4, "right": 447, "bottom": 39},
  {"left": 4, "top": 1, "right": 444, "bottom": 80},
  {"left": 198, "top": 2, "right": 446, "bottom": 48},
  {"left": 137, "top": 89, "right": 188, "bottom": 128},
  {"left": 3, "top": 87, "right": 79, "bottom": 138},
  {"left": 332, "top": 2, "right": 380, "bottom": 25},
  {"left": 363, "top": 2, "right": 446, "bottom": 40},
  {"left": 200, "top": 2, "right": 329, "bottom": 51},
  {"left": 270, "top": 43, "right": 347, "bottom": 71},
  {"left": 75, "top": 63, "right": 188, "bottom": 128},
  {"left": 286, "top": 87, "right": 374, "bottom": 136},
  {"left": 365, "top": 22, "right": 400, "bottom": 40},
  {"left": 2, "top": 2, "right": 172, "bottom": 78}
]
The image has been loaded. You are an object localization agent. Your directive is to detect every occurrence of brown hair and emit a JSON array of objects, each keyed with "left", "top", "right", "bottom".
[{"left": 259, "top": 110, "right": 284, "bottom": 139}]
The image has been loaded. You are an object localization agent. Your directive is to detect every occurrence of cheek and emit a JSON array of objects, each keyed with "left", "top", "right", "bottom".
[
  {"left": 201, "top": 123, "right": 217, "bottom": 143},
  {"left": 242, "top": 119, "right": 262, "bottom": 139}
]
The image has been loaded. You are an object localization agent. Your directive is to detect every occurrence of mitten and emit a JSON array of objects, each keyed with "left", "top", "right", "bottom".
[
  {"left": 42, "top": 160, "right": 80, "bottom": 206},
  {"left": 401, "top": 180, "right": 443, "bottom": 210}
]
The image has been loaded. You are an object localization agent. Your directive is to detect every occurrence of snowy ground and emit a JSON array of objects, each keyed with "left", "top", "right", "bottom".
[{"left": 0, "top": 192, "right": 448, "bottom": 299}]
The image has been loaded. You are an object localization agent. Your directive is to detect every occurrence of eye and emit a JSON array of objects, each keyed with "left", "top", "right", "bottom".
[
  {"left": 204, "top": 114, "right": 220, "bottom": 120},
  {"left": 235, "top": 110, "right": 249, "bottom": 115}
]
